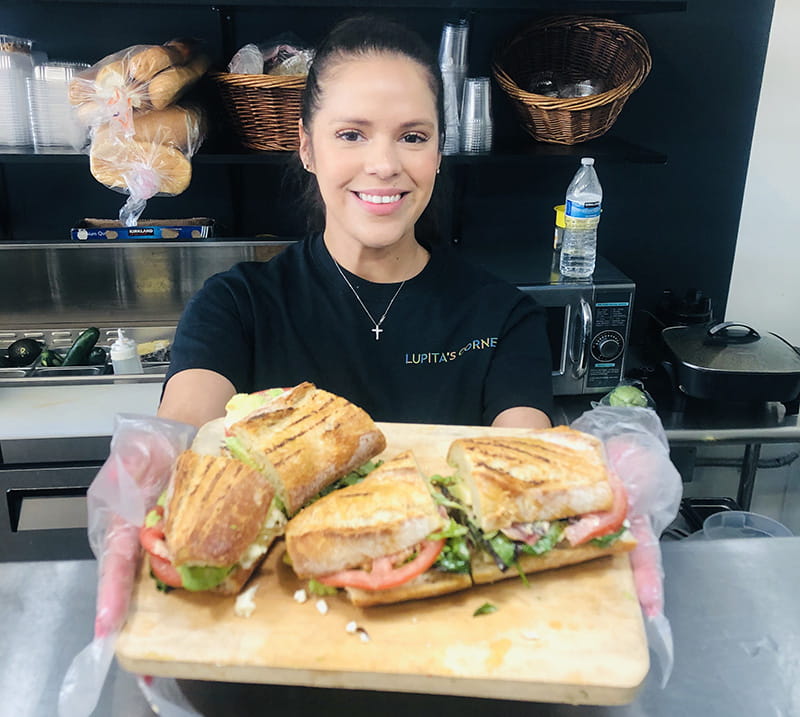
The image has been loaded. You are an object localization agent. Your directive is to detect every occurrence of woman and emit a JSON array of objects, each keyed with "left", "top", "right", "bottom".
[{"left": 158, "top": 15, "right": 553, "bottom": 429}]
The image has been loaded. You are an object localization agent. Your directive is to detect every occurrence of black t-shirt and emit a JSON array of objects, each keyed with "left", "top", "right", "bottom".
[{"left": 166, "top": 233, "right": 553, "bottom": 425}]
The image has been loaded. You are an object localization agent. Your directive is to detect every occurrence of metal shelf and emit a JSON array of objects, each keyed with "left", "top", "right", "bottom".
[{"left": 0, "top": 135, "right": 666, "bottom": 165}]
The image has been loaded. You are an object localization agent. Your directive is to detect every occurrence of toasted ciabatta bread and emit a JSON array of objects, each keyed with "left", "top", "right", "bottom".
[
  {"left": 447, "top": 427, "right": 614, "bottom": 532},
  {"left": 286, "top": 451, "right": 444, "bottom": 578},
  {"left": 470, "top": 530, "right": 637, "bottom": 585},
  {"left": 164, "top": 450, "right": 276, "bottom": 568},
  {"left": 227, "top": 382, "right": 386, "bottom": 515}
]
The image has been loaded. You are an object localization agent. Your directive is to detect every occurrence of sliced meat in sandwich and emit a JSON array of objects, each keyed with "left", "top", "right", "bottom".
[
  {"left": 139, "top": 449, "right": 279, "bottom": 595},
  {"left": 224, "top": 382, "right": 387, "bottom": 518},
  {"left": 441, "top": 427, "right": 636, "bottom": 585},
  {"left": 285, "top": 450, "right": 472, "bottom": 607}
]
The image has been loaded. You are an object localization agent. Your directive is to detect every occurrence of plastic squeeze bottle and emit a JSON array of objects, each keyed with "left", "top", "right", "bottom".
[
  {"left": 110, "top": 328, "right": 143, "bottom": 375},
  {"left": 559, "top": 157, "right": 602, "bottom": 279}
]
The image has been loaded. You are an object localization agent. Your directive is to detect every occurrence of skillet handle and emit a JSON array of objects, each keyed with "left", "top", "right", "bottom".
[{"left": 706, "top": 321, "right": 760, "bottom": 341}]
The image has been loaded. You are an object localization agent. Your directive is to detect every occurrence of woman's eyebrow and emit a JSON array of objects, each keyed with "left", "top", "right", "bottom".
[{"left": 331, "top": 118, "right": 436, "bottom": 131}]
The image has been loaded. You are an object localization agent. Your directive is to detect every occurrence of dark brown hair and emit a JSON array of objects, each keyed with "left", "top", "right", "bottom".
[{"left": 289, "top": 15, "right": 446, "bottom": 244}]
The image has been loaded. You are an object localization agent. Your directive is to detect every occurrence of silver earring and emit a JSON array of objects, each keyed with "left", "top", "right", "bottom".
[{"left": 436, "top": 167, "right": 440, "bottom": 175}]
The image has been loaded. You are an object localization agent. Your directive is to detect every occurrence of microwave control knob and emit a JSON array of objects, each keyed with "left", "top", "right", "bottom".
[{"left": 592, "top": 331, "right": 623, "bottom": 361}]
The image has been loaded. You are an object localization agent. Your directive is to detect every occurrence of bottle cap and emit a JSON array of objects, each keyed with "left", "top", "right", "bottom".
[
  {"left": 553, "top": 204, "right": 566, "bottom": 228},
  {"left": 580, "top": 157, "right": 595, "bottom": 166}
]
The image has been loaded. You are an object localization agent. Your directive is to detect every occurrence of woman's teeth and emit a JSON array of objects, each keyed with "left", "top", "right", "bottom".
[{"left": 357, "top": 192, "right": 402, "bottom": 204}]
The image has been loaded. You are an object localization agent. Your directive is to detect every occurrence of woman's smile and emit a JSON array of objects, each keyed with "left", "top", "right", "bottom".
[{"left": 351, "top": 189, "right": 410, "bottom": 215}]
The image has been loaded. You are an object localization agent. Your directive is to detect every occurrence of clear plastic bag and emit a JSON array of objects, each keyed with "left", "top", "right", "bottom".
[
  {"left": 227, "top": 33, "right": 313, "bottom": 75},
  {"left": 58, "top": 413, "right": 197, "bottom": 717},
  {"left": 69, "top": 39, "right": 208, "bottom": 130},
  {"left": 571, "top": 405, "right": 683, "bottom": 688},
  {"left": 87, "top": 103, "right": 207, "bottom": 225},
  {"left": 70, "top": 40, "right": 209, "bottom": 226}
]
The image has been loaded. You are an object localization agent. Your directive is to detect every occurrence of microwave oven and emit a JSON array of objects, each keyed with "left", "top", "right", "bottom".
[{"left": 462, "top": 244, "right": 635, "bottom": 396}]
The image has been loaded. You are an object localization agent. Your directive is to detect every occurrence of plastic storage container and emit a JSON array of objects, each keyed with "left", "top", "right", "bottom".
[
  {"left": 110, "top": 328, "right": 143, "bottom": 375},
  {"left": 0, "top": 35, "right": 35, "bottom": 147},
  {"left": 559, "top": 157, "right": 602, "bottom": 278},
  {"left": 26, "top": 61, "right": 90, "bottom": 150},
  {"left": 702, "top": 511, "right": 793, "bottom": 539}
]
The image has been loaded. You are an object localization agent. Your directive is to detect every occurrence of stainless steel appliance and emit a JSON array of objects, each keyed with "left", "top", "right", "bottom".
[{"left": 462, "top": 243, "right": 636, "bottom": 396}]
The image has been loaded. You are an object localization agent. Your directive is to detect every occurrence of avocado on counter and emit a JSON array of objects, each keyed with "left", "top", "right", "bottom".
[{"left": 6, "top": 338, "right": 43, "bottom": 367}]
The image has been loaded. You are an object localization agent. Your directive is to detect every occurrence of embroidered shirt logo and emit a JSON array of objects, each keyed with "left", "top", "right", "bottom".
[{"left": 404, "top": 336, "right": 497, "bottom": 364}]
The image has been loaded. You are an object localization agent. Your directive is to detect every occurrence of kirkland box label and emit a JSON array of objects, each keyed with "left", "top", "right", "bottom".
[{"left": 71, "top": 218, "right": 215, "bottom": 241}]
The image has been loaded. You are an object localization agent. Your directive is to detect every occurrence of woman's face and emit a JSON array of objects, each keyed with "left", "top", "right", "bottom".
[{"left": 299, "top": 52, "right": 440, "bottom": 255}]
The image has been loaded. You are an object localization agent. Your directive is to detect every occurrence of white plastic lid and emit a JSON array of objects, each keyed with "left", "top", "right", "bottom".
[{"left": 580, "top": 157, "right": 595, "bottom": 166}]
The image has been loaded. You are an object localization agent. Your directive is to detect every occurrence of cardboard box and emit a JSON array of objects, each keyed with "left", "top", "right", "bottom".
[{"left": 71, "top": 218, "right": 215, "bottom": 241}]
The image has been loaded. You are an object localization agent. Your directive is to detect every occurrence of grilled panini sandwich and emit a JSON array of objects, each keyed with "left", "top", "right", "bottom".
[
  {"left": 443, "top": 427, "right": 636, "bottom": 585},
  {"left": 285, "top": 451, "right": 473, "bottom": 607},
  {"left": 225, "top": 382, "right": 387, "bottom": 517},
  {"left": 140, "top": 449, "right": 278, "bottom": 594}
]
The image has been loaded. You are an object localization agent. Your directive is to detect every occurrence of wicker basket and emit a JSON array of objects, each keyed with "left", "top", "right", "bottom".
[
  {"left": 210, "top": 71, "right": 306, "bottom": 151},
  {"left": 492, "top": 16, "right": 652, "bottom": 145}
]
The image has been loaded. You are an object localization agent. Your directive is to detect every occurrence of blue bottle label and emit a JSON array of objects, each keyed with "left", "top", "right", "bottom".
[{"left": 566, "top": 199, "right": 601, "bottom": 219}]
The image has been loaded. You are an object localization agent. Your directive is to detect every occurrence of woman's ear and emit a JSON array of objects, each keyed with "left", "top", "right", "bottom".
[{"left": 298, "top": 119, "right": 313, "bottom": 172}]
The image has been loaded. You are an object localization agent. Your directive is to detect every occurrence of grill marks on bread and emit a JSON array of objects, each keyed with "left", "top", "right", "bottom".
[
  {"left": 164, "top": 450, "right": 275, "bottom": 567},
  {"left": 447, "top": 427, "right": 614, "bottom": 532},
  {"left": 285, "top": 451, "right": 445, "bottom": 578},
  {"left": 228, "top": 382, "right": 386, "bottom": 515}
]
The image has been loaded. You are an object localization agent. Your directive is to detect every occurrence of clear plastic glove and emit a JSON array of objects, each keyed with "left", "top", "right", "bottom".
[
  {"left": 571, "top": 405, "right": 682, "bottom": 688},
  {"left": 58, "top": 413, "right": 196, "bottom": 717}
]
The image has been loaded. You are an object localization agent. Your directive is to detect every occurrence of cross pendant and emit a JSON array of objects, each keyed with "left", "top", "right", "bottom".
[{"left": 371, "top": 325, "right": 383, "bottom": 341}]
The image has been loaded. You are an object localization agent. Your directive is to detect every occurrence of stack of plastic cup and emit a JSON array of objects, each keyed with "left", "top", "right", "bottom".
[
  {"left": 438, "top": 19, "right": 469, "bottom": 155},
  {"left": 0, "top": 35, "right": 35, "bottom": 147},
  {"left": 459, "top": 77, "right": 492, "bottom": 153},
  {"left": 27, "top": 61, "right": 90, "bottom": 151}
]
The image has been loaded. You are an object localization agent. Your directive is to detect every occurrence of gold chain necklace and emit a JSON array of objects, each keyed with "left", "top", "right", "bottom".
[{"left": 333, "top": 260, "right": 406, "bottom": 341}]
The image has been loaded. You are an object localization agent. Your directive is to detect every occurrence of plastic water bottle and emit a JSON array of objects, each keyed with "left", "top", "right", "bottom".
[
  {"left": 559, "top": 157, "right": 602, "bottom": 278},
  {"left": 110, "top": 328, "right": 143, "bottom": 375}
]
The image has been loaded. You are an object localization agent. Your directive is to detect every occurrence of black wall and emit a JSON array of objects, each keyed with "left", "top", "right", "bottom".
[{"left": 0, "top": 0, "right": 775, "bottom": 339}]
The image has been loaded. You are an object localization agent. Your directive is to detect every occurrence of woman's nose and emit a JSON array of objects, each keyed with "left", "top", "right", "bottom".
[{"left": 364, "top": 138, "right": 401, "bottom": 178}]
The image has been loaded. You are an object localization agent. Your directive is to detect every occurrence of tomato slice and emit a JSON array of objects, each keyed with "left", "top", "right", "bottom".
[
  {"left": 318, "top": 539, "right": 445, "bottom": 591},
  {"left": 564, "top": 472, "right": 628, "bottom": 546},
  {"left": 148, "top": 552, "right": 183, "bottom": 588},
  {"left": 139, "top": 520, "right": 165, "bottom": 556},
  {"left": 140, "top": 509, "right": 182, "bottom": 587}
]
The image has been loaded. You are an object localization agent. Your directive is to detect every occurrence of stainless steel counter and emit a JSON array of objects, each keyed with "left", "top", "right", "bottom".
[{"left": 3, "top": 538, "right": 798, "bottom": 717}]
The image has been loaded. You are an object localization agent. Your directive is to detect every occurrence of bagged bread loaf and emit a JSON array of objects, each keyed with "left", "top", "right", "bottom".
[
  {"left": 89, "top": 138, "right": 192, "bottom": 196},
  {"left": 88, "top": 104, "right": 207, "bottom": 226},
  {"left": 92, "top": 105, "right": 205, "bottom": 155},
  {"left": 70, "top": 39, "right": 207, "bottom": 130},
  {"left": 128, "top": 39, "right": 198, "bottom": 83},
  {"left": 73, "top": 39, "right": 209, "bottom": 226},
  {"left": 147, "top": 54, "right": 211, "bottom": 110}
]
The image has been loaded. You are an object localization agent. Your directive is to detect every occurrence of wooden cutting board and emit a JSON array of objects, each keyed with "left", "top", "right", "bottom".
[{"left": 116, "top": 422, "right": 649, "bottom": 705}]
